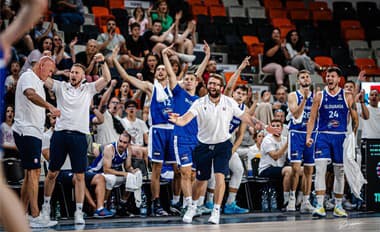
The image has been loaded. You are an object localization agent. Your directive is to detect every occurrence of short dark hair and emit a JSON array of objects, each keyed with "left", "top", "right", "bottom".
[
  {"left": 234, "top": 84, "right": 248, "bottom": 93},
  {"left": 124, "top": 100, "right": 138, "bottom": 109},
  {"left": 326, "top": 66, "right": 342, "bottom": 76},
  {"left": 130, "top": 22, "right": 140, "bottom": 31},
  {"left": 345, "top": 80, "right": 356, "bottom": 87},
  {"left": 271, "top": 118, "right": 283, "bottom": 125},
  {"left": 152, "top": 19, "right": 162, "bottom": 25}
]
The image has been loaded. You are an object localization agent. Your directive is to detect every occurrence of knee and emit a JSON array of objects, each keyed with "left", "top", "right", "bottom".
[
  {"left": 47, "top": 171, "right": 58, "bottom": 181},
  {"left": 74, "top": 173, "right": 85, "bottom": 183}
]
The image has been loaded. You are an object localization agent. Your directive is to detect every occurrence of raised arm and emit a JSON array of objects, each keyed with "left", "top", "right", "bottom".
[
  {"left": 306, "top": 91, "right": 322, "bottom": 147},
  {"left": 347, "top": 92, "right": 359, "bottom": 135},
  {"left": 195, "top": 41, "right": 211, "bottom": 79},
  {"left": 288, "top": 90, "right": 308, "bottom": 119},
  {"left": 150, "top": 23, "right": 175, "bottom": 43},
  {"left": 224, "top": 56, "right": 250, "bottom": 96},
  {"left": 358, "top": 89, "right": 369, "bottom": 120},
  {"left": 162, "top": 44, "right": 177, "bottom": 89},
  {"left": 111, "top": 46, "right": 152, "bottom": 96},
  {"left": 93, "top": 53, "right": 111, "bottom": 92},
  {"left": 98, "top": 79, "right": 117, "bottom": 112}
]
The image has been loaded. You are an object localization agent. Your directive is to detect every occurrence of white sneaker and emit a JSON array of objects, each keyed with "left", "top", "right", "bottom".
[
  {"left": 29, "top": 215, "right": 57, "bottom": 228},
  {"left": 74, "top": 210, "right": 85, "bottom": 224},
  {"left": 183, "top": 204, "right": 197, "bottom": 223},
  {"left": 208, "top": 208, "right": 220, "bottom": 224},
  {"left": 300, "top": 201, "right": 315, "bottom": 214},
  {"left": 177, "top": 53, "right": 196, "bottom": 63},
  {"left": 41, "top": 203, "right": 51, "bottom": 222},
  {"left": 286, "top": 196, "right": 296, "bottom": 212}
]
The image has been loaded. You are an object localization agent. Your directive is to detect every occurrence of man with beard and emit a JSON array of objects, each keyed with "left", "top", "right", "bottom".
[
  {"left": 287, "top": 70, "right": 315, "bottom": 213},
  {"left": 306, "top": 67, "right": 358, "bottom": 218},
  {"left": 41, "top": 57, "right": 111, "bottom": 225},
  {"left": 161, "top": 42, "right": 210, "bottom": 216},
  {"left": 169, "top": 74, "right": 276, "bottom": 224}
]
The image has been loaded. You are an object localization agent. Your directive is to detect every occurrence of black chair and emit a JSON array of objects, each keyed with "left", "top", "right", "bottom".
[
  {"left": 111, "top": 8, "right": 129, "bottom": 37},
  {"left": 2, "top": 158, "right": 24, "bottom": 185},
  {"left": 198, "top": 23, "right": 220, "bottom": 44},
  {"left": 333, "top": 1, "right": 357, "bottom": 20},
  {"left": 237, "top": 23, "right": 257, "bottom": 36},
  {"left": 330, "top": 46, "right": 359, "bottom": 76},
  {"left": 257, "top": 25, "right": 274, "bottom": 43},
  {"left": 232, "top": 17, "right": 250, "bottom": 24},
  {"left": 213, "top": 16, "right": 229, "bottom": 24},
  {"left": 59, "top": 24, "right": 81, "bottom": 44},
  {"left": 357, "top": 1, "right": 380, "bottom": 27},
  {"left": 82, "top": 25, "right": 100, "bottom": 42}
]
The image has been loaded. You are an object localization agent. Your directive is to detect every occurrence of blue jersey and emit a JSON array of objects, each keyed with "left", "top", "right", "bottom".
[
  {"left": 150, "top": 84, "right": 174, "bottom": 125},
  {"left": 317, "top": 88, "right": 349, "bottom": 133},
  {"left": 0, "top": 47, "right": 5, "bottom": 125},
  {"left": 172, "top": 84, "right": 198, "bottom": 137},
  {"left": 229, "top": 103, "right": 245, "bottom": 134},
  {"left": 289, "top": 91, "right": 315, "bottom": 131},
  {"left": 88, "top": 142, "right": 128, "bottom": 173}
]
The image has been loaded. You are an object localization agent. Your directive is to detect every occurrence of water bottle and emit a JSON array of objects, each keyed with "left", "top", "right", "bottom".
[
  {"left": 269, "top": 188, "right": 277, "bottom": 211},
  {"left": 55, "top": 201, "right": 61, "bottom": 220},
  {"left": 261, "top": 188, "right": 269, "bottom": 212},
  {"left": 110, "top": 195, "right": 116, "bottom": 214},
  {"left": 311, "top": 191, "right": 318, "bottom": 207},
  {"left": 140, "top": 190, "right": 147, "bottom": 217}
]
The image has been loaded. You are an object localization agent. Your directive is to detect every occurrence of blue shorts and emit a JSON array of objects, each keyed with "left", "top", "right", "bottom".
[
  {"left": 193, "top": 139, "right": 232, "bottom": 181},
  {"left": 289, "top": 131, "right": 316, "bottom": 165},
  {"left": 315, "top": 132, "right": 346, "bottom": 165},
  {"left": 57, "top": 170, "right": 97, "bottom": 189},
  {"left": 174, "top": 135, "right": 197, "bottom": 167},
  {"left": 49, "top": 130, "right": 88, "bottom": 173},
  {"left": 13, "top": 131, "right": 41, "bottom": 170},
  {"left": 148, "top": 126, "right": 175, "bottom": 164}
]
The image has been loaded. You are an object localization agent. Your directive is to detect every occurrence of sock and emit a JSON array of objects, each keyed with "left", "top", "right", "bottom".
[
  {"left": 335, "top": 198, "right": 343, "bottom": 207},
  {"left": 192, "top": 199, "right": 198, "bottom": 207},
  {"left": 226, "top": 192, "right": 237, "bottom": 204},
  {"left": 44, "top": 196, "right": 51, "bottom": 205},
  {"left": 214, "top": 204, "right": 221, "bottom": 211},
  {"left": 283, "top": 192, "right": 290, "bottom": 204},
  {"left": 97, "top": 207, "right": 104, "bottom": 211},
  {"left": 184, "top": 197, "right": 192, "bottom": 208},
  {"left": 198, "top": 196, "right": 205, "bottom": 206},
  {"left": 76, "top": 203, "right": 83, "bottom": 212},
  {"left": 206, "top": 192, "right": 214, "bottom": 203},
  {"left": 316, "top": 195, "right": 324, "bottom": 207},
  {"left": 172, "top": 195, "right": 180, "bottom": 204},
  {"left": 303, "top": 195, "right": 310, "bottom": 203},
  {"left": 290, "top": 191, "right": 296, "bottom": 198}
]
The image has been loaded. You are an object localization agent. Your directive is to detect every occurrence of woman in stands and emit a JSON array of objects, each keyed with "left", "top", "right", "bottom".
[
  {"left": 149, "top": 0, "right": 173, "bottom": 32},
  {"left": 285, "top": 30, "right": 322, "bottom": 74},
  {"left": 262, "top": 28, "right": 298, "bottom": 87},
  {"left": 20, "top": 36, "right": 55, "bottom": 74},
  {"left": 129, "top": 6, "right": 149, "bottom": 35}
]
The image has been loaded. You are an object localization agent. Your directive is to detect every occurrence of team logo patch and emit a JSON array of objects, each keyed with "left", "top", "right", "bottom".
[
  {"left": 34, "top": 158, "right": 39, "bottom": 164},
  {"left": 328, "top": 120, "right": 340, "bottom": 128}
]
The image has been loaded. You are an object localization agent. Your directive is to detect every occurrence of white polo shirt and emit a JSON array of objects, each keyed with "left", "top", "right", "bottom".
[
  {"left": 189, "top": 94, "right": 244, "bottom": 144},
  {"left": 13, "top": 69, "right": 46, "bottom": 139},
  {"left": 52, "top": 80, "right": 97, "bottom": 134}
]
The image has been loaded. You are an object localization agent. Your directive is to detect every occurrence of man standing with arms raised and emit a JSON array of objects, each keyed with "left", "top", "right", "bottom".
[{"left": 41, "top": 57, "right": 111, "bottom": 225}]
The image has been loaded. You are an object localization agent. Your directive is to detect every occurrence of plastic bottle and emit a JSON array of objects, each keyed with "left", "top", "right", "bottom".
[
  {"left": 110, "top": 195, "right": 116, "bottom": 214},
  {"left": 269, "top": 188, "right": 277, "bottom": 211},
  {"left": 55, "top": 201, "right": 61, "bottom": 220},
  {"left": 261, "top": 188, "right": 269, "bottom": 212},
  {"left": 140, "top": 190, "right": 147, "bottom": 217}
]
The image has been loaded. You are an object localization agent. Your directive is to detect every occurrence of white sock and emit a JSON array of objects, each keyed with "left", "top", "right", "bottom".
[
  {"left": 97, "top": 207, "right": 104, "bottom": 211},
  {"left": 206, "top": 192, "right": 214, "bottom": 203},
  {"left": 303, "top": 195, "right": 310, "bottom": 203},
  {"left": 172, "top": 195, "right": 180, "bottom": 204},
  {"left": 198, "top": 196, "right": 205, "bottom": 206},
  {"left": 290, "top": 191, "right": 296, "bottom": 198},
  {"left": 214, "top": 204, "right": 221, "bottom": 211},
  {"left": 316, "top": 195, "right": 324, "bottom": 207},
  {"left": 226, "top": 192, "right": 237, "bottom": 204},
  {"left": 184, "top": 197, "right": 192, "bottom": 208},
  {"left": 44, "top": 196, "right": 51, "bottom": 205},
  {"left": 192, "top": 199, "right": 198, "bottom": 207},
  {"left": 335, "top": 198, "right": 343, "bottom": 207},
  {"left": 76, "top": 203, "right": 83, "bottom": 212},
  {"left": 283, "top": 192, "right": 290, "bottom": 204}
]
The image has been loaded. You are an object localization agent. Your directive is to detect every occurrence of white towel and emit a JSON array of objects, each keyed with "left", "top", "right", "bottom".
[
  {"left": 125, "top": 173, "right": 138, "bottom": 191},
  {"left": 343, "top": 132, "right": 367, "bottom": 199},
  {"left": 154, "top": 79, "right": 172, "bottom": 102}
]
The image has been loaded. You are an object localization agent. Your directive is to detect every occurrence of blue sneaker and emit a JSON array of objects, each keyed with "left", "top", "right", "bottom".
[
  {"left": 93, "top": 208, "right": 114, "bottom": 218},
  {"left": 205, "top": 201, "right": 214, "bottom": 210},
  {"left": 224, "top": 201, "right": 249, "bottom": 214}
]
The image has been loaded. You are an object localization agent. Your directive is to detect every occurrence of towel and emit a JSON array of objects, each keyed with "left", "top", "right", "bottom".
[
  {"left": 343, "top": 132, "right": 367, "bottom": 199},
  {"left": 154, "top": 79, "right": 172, "bottom": 102}
]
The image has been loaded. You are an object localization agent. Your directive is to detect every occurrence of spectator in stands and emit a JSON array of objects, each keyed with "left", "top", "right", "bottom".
[
  {"left": 272, "top": 86, "right": 288, "bottom": 119},
  {"left": 97, "top": 18, "right": 132, "bottom": 69},
  {"left": 255, "top": 90, "right": 273, "bottom": 125},
  {"left": 149, "top": 0, "right": 173, "bottom": 32},
  {"left": 246, "top": 130, "right": 265, "bottom": 176},
  {"left": 360, "top": 89, "right": 380, "bottom": 139},
  {"left": 52, "top": 34, "right": 75, "bottom": 71},
  {"left": 285, "top": 30, "right": 321, "bottom": 74},
  {"left": 32, "top": 16, "right": 54, "bottom": 44},
  {"left": 140, "top": 52, "right": 160, "bottom": 83},
  {"left": 128, "top": 6, "right": 149, "bottom": 36},
  {"left": 143, "top": 19, "right": 174, "bottom": 55},
  {"left": 52, "top": 0, "right": 84, "bottom": 27},
  {"left": 21, "top": 36, "right": 54, "bottom": 74},
  {"left": 1, "top": 105, "right": 18, "bottom": 158},
  {"left": 273, "top": 109, "right": 288, "bottom": 137},
  {"left": 125, "top": 22, "right": 149, "bottom": 70},
  {"left": 172, "top": 11, "right": 195, "bottom": 55},
  {"left": 5, "top": 60, "right": 20, "bottom": 92},
  {"left": 75, "top": 39, "right": 100, "bottom": 82},
  {"left": 262, "top": 28, "right": 298, "bottom": 87},
  {"left": 259, "top": 119, "right": 292, "bottom": 207}
]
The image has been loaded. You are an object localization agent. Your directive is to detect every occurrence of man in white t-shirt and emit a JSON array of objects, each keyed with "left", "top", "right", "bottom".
[
  {"left": 121, "top": 100, "right": 149, "bottom": 166},
  {"left": 259, "top": 119, "right": 292, "bottom": 208},
  {"left": 169, "top": 75, "right": 277, "bottom": 224},
  {"left": 41, "top": 56, "right": 111, "bottom": 225},
  {"left": 359, "top": 89, "right": 380, "bottom": 139},
  {"left": 12, "top": 56, "right": 60, "bottom": 228}
]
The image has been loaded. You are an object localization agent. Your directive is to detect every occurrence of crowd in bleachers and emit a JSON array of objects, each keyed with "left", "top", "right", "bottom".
[{"left": 1, "top": 0, "right": 380, "bottom": 225}]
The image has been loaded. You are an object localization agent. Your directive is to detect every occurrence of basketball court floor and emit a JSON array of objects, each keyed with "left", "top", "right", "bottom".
[{"left": 2, "top": 211, "right": 379, "bottom": 232}]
